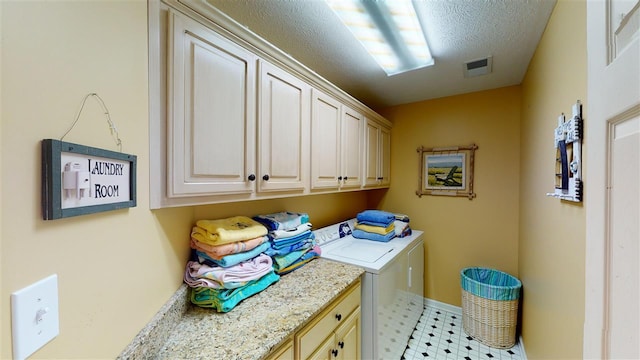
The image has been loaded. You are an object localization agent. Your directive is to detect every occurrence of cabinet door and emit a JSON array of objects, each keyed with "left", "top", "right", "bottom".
[
  {"left": 307, "top": 334, "right": 335, "bottom": 360},
  {"left": 311, "top": 89, "right": 341, "bottom": 190},
  {"left": 258, "top": 60, "right": 310, "bottom": 192},
  {"left": 340, "top": 106, "right": 363, "bottom": 189},
  {"left": 363, "top": 119, "right": 391, "bottom": 188},
  {"left": 379, "top": 125, "right": 391, "bottom": 186},
  {"left": 265, "top": 338, "right": 294, "bottom": 360},
  {"left": 168, "top": 11, "right": 256, "bottom": 197},
  {"left": 363, "top": 120, "right": 380, "bottom": 187},
  {"left": 335, "top": 309, "right": 360, "bottom": 360}
]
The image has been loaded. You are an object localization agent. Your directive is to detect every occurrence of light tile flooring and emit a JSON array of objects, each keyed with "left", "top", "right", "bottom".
[{"left": 402, "top": 301, "right": 525, "bottom": 360}]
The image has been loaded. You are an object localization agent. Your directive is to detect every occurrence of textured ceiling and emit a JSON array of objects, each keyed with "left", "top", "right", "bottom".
[{"left": 204, "top": 0, "right": 557, "bottom": 111}]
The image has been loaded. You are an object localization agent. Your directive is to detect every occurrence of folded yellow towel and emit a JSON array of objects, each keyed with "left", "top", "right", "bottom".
[
  {"left": 192, "top": 216, "right": 268, "bottom": 246},
  {"left": 354, "top": 221, "right": 395, "bottom": 235}
]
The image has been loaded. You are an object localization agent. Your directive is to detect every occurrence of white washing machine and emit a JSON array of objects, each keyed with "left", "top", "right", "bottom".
[{"left": 314, "top": 219, "right": 425, "bottom": 360}]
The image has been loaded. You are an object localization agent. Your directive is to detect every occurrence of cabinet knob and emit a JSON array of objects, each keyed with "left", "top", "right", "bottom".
[
  {"left": 343, "top": 176, "right": 348, "bottom": 181},
  {"left": 262, "top": 174, "right": 270, "bottom": 181},
  {"left": 335, "top": 313, "right": 342, "bottom": 321},
  {"left": 338, "top": 176, "right": 342, "bottom": 181},
  {"left": 377, "top": 177, "right": 383, "bottom": 180},
  {"left": 338, "top": 341, "right": 344, "bottom": 349},
  {"left": 331, "top": 349, "right": 339, "bottom": 357},
  {"left": 248, "top": 174, "right": 256, "bottom": 181}
]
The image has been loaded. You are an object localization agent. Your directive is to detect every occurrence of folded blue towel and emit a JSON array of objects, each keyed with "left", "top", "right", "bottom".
[
  {"left": 197, "top": 242, "right": 270, "bottom": 268},
  {"left": 355, "top": 220, "right": 393, "bottom": 228},
  {"left": 264, "top": 238, "right": 315, "bottom": 256},
  {"left": 271, "top": 235, "right": 315, "bottom": 251},
  {"left": 270, "top": 230, "right": 313, "bottom": 244},
  {"left": 352, "top": 229, "right": 396, "bottom": 242},
  {"left": 356, "top": 210, "right": 395, "bottom": 227},
  {"left": 253, "top": 211, "right": 310, "bottom": 231},
  {"left": 275, "top": 246, "right": 322, "bottom": 275}
]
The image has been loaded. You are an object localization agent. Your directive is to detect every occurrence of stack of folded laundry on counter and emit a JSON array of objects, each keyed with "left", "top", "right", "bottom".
[
  {"left": 393, "top": 213, "right": 412, "bottom": 238},
  {"left": 184, "top": 216, "right": 279, "bottom": 312},
  {"left": 253, "top": 211, "right": 321, "bottom": 275},
  {"left": 353, "top": 210, "right": 396, "bottom": 242}
]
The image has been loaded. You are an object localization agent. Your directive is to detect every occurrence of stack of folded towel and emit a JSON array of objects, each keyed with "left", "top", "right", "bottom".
[
  {"left": 185, "top": 216, "right": 280, "bottom": 312},
  {"left": 393, "top": 213, "right": 412, "bottom": 238},
  {"left": 352, "top": 210, "right": 397, "bottom": 242},
  {"left": 253, "top": 211, "right": 321, "bottom": 275}
]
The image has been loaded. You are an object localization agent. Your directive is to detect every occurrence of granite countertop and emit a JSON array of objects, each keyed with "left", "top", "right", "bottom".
[{"left": 151, "top": 259, "right": 364, "bottom": 360}]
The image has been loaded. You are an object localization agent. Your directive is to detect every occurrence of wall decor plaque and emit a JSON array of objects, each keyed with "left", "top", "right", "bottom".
[{"left": 42, "top": 139, "right": 137, "bottom": 220}]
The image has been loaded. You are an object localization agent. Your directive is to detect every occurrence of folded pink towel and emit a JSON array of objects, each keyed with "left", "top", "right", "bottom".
[
  {"left": 190, "top": 236, "right": 267, "bottom": 260},
  {"left": 184, "top": 253, "right": 273, "bottom": 287}
]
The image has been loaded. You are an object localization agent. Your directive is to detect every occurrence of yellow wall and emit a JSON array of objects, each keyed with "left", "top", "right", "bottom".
[
  {"left": 378, "top": 86, "right": 521, "bottom": 306},
  {"left": 519, "top": 0, "right": 586, "bottom": 358},
  {"left": 0, "top": 1, "right": 189, "bottom": 358},
  {"left": 0, "top": 2, "right": 367, "bottom": 358}
]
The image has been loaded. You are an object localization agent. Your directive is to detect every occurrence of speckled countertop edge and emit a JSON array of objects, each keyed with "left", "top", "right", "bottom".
[
  {"left": 155, "top": 259, "right": 364, "bottom": 360},
  {"left": 117, "top": 283, "right": 191, "bottom": 360}
]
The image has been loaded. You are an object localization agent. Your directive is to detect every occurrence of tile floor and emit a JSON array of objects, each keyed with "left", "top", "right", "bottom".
[{"left": 402, "top": 300, "right": 525, "bottom": 360}]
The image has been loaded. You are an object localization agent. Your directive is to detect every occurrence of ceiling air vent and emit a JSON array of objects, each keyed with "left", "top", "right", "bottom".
[{"left": 464, "top": 56, "right": 492, "bottom": 78}]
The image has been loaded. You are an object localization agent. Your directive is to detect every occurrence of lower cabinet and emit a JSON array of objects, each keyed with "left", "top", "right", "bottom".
[
  {"left": 266, "top": 280, "right": 361, "bottom": 360},
  {"left": 297, "top": 281, "right": 361, "bottom": 360},
  {"left": 266, "top": 337, "right": 294, "bottom": 360}
]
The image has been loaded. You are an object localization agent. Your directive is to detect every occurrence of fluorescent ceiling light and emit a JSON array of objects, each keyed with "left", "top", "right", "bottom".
[{"left": 326, "top": 0, "right": 434, "bottom": 76}]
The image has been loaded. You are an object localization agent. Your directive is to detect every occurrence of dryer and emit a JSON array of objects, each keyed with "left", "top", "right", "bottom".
[{"left": 315, "top": 219, "right": 424, "bottom": 360}]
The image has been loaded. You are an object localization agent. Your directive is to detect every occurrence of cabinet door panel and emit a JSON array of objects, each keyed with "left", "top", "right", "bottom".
[
  {"left": 265, "top": 338, "right": 294, "bottom": 360},
  {"left": 335, "top": 309, "right": 360, "bottom": 360},
  {"left": 380, "top": 126, "right": 391, "bottom": 186},
  {"left": 311, "top": 90, "right": 341, "bottom": 190},
  {"left": 364, "top": 121, "right": 380, "bottom": 186},
  {"left": 307, "top": 335, "right": 335, "bottom": 360},
  {"left": 258, "top": 60, "right": 309, "bottom": 192},
  {"left": 168, "top": 11, "right": 255, "bottom": 196},
  {"left": 363, "top": 119, "right": 391, "bottom": 188},
  {"left": 341, "top": 106, "right": 363, "bottom": 189}
]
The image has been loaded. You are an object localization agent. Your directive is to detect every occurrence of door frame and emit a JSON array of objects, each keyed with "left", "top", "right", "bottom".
[{"left": 584, "top": 0, "right": 640, "bottom": 358}]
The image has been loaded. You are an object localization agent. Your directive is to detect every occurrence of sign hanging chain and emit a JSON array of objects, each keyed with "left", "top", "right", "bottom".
[{"left": 60, "top": 93, "right": 123, "bottom": 152}]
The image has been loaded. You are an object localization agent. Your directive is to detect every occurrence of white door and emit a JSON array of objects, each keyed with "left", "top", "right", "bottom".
[{"left": 585, "top": 1, "right": 640, "bottom": 358}]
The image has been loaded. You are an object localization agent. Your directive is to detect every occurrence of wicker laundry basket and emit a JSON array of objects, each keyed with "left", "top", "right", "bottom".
[{"left": 460, "top": 267, "right": 522, "bottom": 349}]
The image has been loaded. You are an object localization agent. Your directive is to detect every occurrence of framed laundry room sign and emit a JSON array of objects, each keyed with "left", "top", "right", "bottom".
[
  {"left": 41, "top": 139, "right": 137, "bottom": 220},
  {"left": 416, "top": 144, "right": 477, "bottom": 200}
]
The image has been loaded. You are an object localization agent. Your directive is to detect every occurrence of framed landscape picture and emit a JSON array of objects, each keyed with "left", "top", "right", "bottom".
[{"left": 416, "top": 144, "right": 477, "bottom": 199}]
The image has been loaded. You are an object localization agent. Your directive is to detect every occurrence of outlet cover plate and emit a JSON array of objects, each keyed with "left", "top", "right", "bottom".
[{"left": 11, "top": 274, "right": 60, "bottom": 360}]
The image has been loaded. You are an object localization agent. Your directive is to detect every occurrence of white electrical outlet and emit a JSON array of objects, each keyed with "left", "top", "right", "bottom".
[{"left": 11, "top": 274, "right": 60, "bottom": 360}]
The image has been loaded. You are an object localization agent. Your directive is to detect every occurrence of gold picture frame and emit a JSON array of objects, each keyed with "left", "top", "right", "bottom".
[{"left": 416, "top": 144, "right": 478, "bottom": 200}]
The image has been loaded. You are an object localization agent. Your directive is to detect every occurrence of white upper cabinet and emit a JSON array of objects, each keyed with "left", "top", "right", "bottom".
[
  {"left": 167, "top": 10, "right": 256, "bottom": 197},
  {"left": 340, "top": 106, "right": 364, "bottom": 189},
  {"left": 257, "top": 60, "right": 310, "bottom": 193},
  {"left": 311, "top": 90, "right": 364, "bottom": 191},
  {"left": 311, "top": 89, "right": 342, "bottom": 190},
  {"left": 363, "top": 118, "right": 391, "bottom": 188},
  {"left": 150, "top": 1, "right": 392, "bottom": 207}
]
